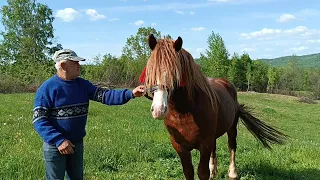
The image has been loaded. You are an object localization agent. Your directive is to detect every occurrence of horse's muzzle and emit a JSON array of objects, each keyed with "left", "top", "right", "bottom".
[{"left": 151, "top": 105, "right": 168, "bottom": 120}]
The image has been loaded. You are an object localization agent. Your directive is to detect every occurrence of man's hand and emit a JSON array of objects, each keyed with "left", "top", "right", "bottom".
[
  {"left": 132, "top": 85, "right": 145, "bottom": 97},
  {"left": 58, "top": 140, "right": 75, "bottom": 155}
]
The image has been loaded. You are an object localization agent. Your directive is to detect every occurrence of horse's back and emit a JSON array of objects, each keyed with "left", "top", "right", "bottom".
[
  {"left": 207, "top": 77, "right": 238, "bottom": 137},
  {"left": 207, "top": 77, "right": 238, "bottom": 101}
]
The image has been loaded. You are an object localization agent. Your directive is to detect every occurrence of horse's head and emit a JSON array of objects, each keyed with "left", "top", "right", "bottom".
[
  {"left": 143, "top": 34, "right": 188, "bottom": 119},
  {"left": 141, "top": 34, "right": 217, "bottom": 120}
]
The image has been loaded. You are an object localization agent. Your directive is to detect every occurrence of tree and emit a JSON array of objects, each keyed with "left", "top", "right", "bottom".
[
  {"left": 250, "top": 60, "right": 269, "bottom": 92},
  {"left": 122, "top": 27, "right": 161, "bottom": 61},
  {"left": 308, "top": 69, "right": 320, "bottom": 99},
  {"left": 199, "top": 31, "right": 229, "bottom": 78},
  {"left": 228, "top": 53, "right": 242, "bottom": 88},
  {"left": 1, "top": 0, "right": 55, "bottom": 64},
  {"left": 279, "top": 57, "right": 303, "bottom": 91},
  {"left": 238, "top": 53, "right": 252, "bottom": 90},
  {"left": 0, "top": 0, "right": 56, "bottom": 84},
  {"left": 267, "top": 66, "right": 279, "bottom": 93},
  {"left": 246, "top": 62, "right": 252, "bottom": 91},
  {"left": 121, "top": 27, "right": 168, "bottom": 86}
]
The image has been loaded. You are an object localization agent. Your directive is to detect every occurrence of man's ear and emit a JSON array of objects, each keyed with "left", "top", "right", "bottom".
[{"left": 60, "top": 61, "right": 67, "bottom": 71}]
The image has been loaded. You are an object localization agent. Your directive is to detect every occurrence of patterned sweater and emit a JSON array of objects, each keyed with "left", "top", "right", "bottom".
[{"left": 32, "top": 75, "right": 134, "bottom": 147}]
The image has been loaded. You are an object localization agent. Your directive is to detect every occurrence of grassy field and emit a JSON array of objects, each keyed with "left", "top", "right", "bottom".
[{"left": 0, "top": 92, "right": 319, "bottom": 180}]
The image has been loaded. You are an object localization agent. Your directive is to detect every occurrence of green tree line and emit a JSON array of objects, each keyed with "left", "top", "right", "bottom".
[{"left": 0, "top": 0, "right": 319, "bottom": 100}]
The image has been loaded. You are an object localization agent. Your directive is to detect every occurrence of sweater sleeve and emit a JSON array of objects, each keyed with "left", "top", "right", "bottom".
[
  {"left": 32, "top": 86, "right": 65, "bottom": 147},
  {"left": 85, "top": 80, "right": 134, "bottom": 105}
]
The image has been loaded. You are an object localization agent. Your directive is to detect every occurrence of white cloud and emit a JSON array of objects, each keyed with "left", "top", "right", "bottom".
[
  {"left": 196, "top": 48, "right": 204, "bottom": 52},
  {"left": 135, "top": 20, "right": 144, "bottom": 26},
  {"left": 108, "top": 18, "right": 120, "bottom": 22},
  {"left": 265, "top": 48, "right": 274, "bottom": 51},
  {"left": 277, "top": 14, "right": 297, "bottom": 23},
  {"left": 86, "top": 9, "right": 106, "bottom": 21},
  {"left": 56, "top": 8, "right": 80, "bottom": 22},
  {"left": 306, "top": 39, "right": 320, "bottom": 44},
  {"left": 191, "top": 27, "right": 206, "bottom": 31},
  {"left": 291, "top": 46, "right": 308, "bottom": 51},
  {"left": 300, "top": 29, "right": 320, "bottom": 38},
  {"left": 240, "top": 28, "right": 281, "bottom": 40},
  {"left": 151, "top": 23, "right": 157, "bottom": 27},
  {"left": 252, "top": 9, "right": 320, "bottom": 20},
  {"left": 240, "top": 26, "right": 320, "bottom": 40},
  {"left": 274, "top": 41, "right": 289, "bottom": 46},
  {"left": 175, "top": 10, "right": 184, "bottom": 14},
  {"left": 175, "top": 10, "right": 195, "bottom": 15},
  {"left": 299, "top": 9, "right": 320, "bottom": 16},
  {"left": 241, "top": 47, "right": 256, "bottom": 52}
]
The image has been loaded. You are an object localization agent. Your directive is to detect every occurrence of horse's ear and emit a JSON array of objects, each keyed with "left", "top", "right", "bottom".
[
  {"left": 174, "top": 36, "right": 183, "bottom": 52},
  {"left": 148, "top": 34, "right": 157, "bottom": 50}
]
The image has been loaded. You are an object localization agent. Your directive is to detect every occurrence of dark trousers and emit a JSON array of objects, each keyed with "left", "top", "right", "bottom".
[{"left": 43, "top": 141, "right": 84, "bottom": 180}]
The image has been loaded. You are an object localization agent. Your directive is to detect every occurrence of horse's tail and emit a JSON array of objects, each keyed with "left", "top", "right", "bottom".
[{"left": 238, "top": 104, "right": 288, "bottom": 149}]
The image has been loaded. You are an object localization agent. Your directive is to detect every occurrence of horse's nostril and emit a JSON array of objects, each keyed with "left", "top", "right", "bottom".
[
  {"left": 164, "top": 106, "right": 168, "bottom": 113},
  {"left": 151, "top": 106, "right": 154, "bottom": 112}
]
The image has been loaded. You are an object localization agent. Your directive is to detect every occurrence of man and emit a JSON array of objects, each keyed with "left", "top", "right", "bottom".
[{"left": 32, "top": 49, "right": 145, "bottom": 180}]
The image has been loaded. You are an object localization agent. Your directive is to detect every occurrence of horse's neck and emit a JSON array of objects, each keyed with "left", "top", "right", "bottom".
[{"left": 170, "top": 87, "right": 196, "bottom": 113}]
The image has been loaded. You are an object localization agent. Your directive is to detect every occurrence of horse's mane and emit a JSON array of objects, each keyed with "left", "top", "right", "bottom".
[{"left": 145, "top": 38, "right": 218, "bottom": 110}]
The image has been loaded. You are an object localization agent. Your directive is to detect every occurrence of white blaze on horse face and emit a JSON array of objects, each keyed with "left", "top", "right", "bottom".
[
  {"left": 151, "top": 89, "right": 168, "bottom": 119},
  {"left": 151, "top": 72, "right": 169, "bottom": 119}
]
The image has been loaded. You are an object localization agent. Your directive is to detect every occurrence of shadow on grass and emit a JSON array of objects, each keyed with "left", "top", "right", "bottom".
[{"left": 238, "top": 162, "right": 320, "bottom": 180}]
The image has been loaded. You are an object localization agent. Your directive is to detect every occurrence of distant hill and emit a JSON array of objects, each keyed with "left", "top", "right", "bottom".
[
  {"left": 193, "top": 53, "right": 320, "bottom": 68},
  {"left": 259, "top": 53, "right": 320, "bottom": 68}
]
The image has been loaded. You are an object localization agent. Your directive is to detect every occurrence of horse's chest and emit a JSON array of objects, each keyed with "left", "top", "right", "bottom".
[{"left": 165, "top": 112, "right": 201, "bottom": 146}]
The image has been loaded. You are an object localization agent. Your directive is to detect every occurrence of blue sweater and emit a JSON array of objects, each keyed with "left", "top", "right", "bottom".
[{"left": 33, "top": 75, "right": 134, "bottom": 147}]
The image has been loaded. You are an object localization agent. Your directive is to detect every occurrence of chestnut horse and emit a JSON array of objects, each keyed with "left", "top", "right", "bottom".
[{"left": 140, "top": 34, "right": 287, "bottom": 180}]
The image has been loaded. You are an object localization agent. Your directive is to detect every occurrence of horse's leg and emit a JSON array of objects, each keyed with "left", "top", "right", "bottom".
[
  {"left": 198, "top": 140, "right": 213, "bottom": 180},
  {"left": 209, "top": 139, "right": 217, "bottom": 179},
  {"left": 170, "top": 137, "right": 194, "bottom": 180},
  {"left": 227, "top": 119, "right": 238, "bottom": 180}
]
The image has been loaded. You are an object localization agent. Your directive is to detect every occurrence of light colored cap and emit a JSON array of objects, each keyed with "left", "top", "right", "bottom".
[{"left": 52, "top": 49, "right": 85, "bottom": 63}]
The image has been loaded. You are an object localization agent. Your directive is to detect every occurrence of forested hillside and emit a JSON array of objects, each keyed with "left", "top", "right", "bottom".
[{"left": 260, "top": 53, "right": 320, "bottom": 68}]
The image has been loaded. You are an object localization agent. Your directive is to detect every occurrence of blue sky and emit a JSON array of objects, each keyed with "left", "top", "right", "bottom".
[{"left": 1, "top": 0, "right": 320, "bottom": 63}]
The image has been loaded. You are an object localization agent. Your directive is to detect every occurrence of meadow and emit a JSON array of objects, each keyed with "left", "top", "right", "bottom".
[{"left": 0, "top": 92, "right": 319, "bottom": 180}]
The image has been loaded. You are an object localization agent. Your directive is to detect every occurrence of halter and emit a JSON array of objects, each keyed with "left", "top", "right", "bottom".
[
  {"left": 143, "top": 86, "right": 157, "bottom": 100},
  {"left": 144, "top": 85, "right": 170, "bottom": 100}
]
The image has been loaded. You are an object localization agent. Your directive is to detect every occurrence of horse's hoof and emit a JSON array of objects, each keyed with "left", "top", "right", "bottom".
[
  {"left": 228, "top": 174, "right": 238, "bottom": 180},
  {"left": 228, "top": 169, "right": 238, "bottom": 180}
]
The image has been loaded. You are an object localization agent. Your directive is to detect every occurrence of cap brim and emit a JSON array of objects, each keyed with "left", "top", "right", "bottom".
[{"left": 68, "top": 57, "right": 86, "bottom": 61}]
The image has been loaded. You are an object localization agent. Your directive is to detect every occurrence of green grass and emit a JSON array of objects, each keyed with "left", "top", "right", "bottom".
[{"left": 0, "top": 92, "right": 319, "bottom": 179}]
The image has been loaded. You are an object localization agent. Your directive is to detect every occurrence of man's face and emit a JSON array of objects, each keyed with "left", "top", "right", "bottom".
[{"left": 65, "top": 60, "right": 81, "bottom": 78}]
